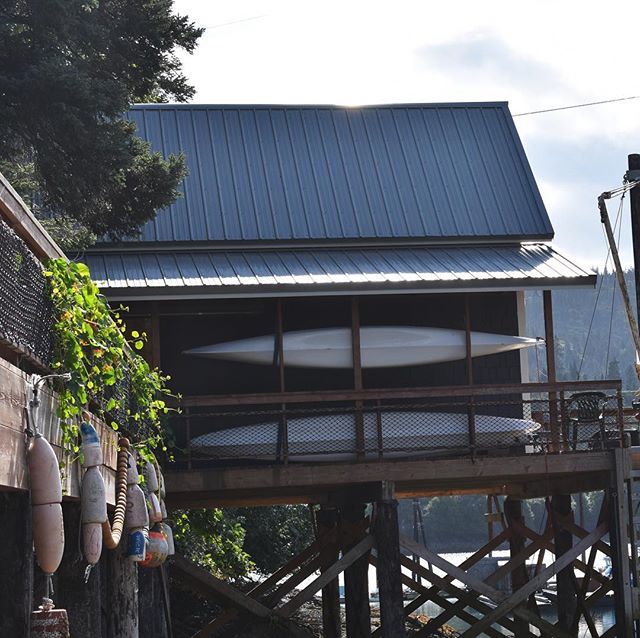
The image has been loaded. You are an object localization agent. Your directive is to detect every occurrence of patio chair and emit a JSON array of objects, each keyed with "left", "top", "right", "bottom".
[{"left": 565, "top": 391, "right": 609, "bottom": 450}]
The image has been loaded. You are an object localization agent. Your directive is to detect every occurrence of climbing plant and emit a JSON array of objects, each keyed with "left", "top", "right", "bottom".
[{"left": 44, "top": 258, "right": 176, "bottom": 456}]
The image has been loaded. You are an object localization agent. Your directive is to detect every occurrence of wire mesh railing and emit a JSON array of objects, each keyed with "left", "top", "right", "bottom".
[{"left": 172, "top": 380, "right": 630, "bottom": 466}]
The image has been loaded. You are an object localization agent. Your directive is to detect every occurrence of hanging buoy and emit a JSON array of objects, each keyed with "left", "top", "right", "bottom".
[
  {"left": 139, "top": 525, "right": 168, "bottom": 568},
  {"left": 158, "top": 468, "right": 166, "bottom": 500},
  {"left": 159, "top": 522, "right": 175, "bottom": 556},
  {"left": 143, "top": 461, "right": 159, "bottom": 493},
  {"left": 80, "top": 422, "right": 107, "bottom": 565},
  {"left": 147, "top": 492, "right": 163, "bottom": 524},
  {"left": 125, "top": 452, "right": 149, "bottom": 562},
  {"left": 160, "top": 498, "right": 167, "bottom": 520},
  {"left": 28, "top": 434, "right": 64, "bottom": 575},
  {"left": 31, "top": 598, "right": 70, "bottom": 638}
]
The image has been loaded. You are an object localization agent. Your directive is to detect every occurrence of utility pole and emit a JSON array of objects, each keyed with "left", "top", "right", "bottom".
[{"left": 627, "top": 154, "right": 640, "bottom": 323}]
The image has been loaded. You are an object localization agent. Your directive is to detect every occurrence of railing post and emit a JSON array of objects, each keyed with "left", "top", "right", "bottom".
[
  {"left": 543, "top": 290, "right": 560, "bottom": 451},
  {"left": 617, "top": 387, "right": 625, "bottom": 447},
  {"left": 464, "top": 295, "right": 476, "bottom": 450},
  {"left": 185, "top": 406, "right": 192, "bottom": 470},
  {"left": 375, "top": 400, "right": 383, "bottom": 460},
  {"left": 275, "top": 300, "right": 289, "bottom": 463},
  {"left": 351, "top": 298, "right": 365, "bottom": 460}
]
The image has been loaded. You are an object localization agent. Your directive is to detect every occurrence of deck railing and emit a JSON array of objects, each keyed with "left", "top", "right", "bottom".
[{"left": 171, "top": 380, "right": 632, "bottom": 467}]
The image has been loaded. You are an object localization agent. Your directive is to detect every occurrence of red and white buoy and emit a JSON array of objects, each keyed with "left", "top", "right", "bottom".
[
  {"left": 80, "top": 422, "right": 107, "bottom": 565},
  {"left": 31, "top": 598, "right": 70, "bottom": 638}
]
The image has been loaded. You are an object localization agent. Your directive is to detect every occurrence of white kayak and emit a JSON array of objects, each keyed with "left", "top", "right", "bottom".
[
  {"left": 184, "top": 326, "right": 540, "bottom": 368},
  {"left": 190, "top": 411, "right": 540, "bottom": 462}
]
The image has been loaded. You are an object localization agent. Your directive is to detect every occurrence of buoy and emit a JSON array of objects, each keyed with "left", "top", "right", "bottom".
[
  {"left": 127, "top": 528, "right": 148, "bottom": 562},
  {"left": 125, "top": 451, "right": 150, "bottom": 562},
  {"left": 147, "top": 492, "right": 163, "bottom": 524},
  {"left": 80, "top": 422, "right": 107, "bottom": 565},
  {"left": 160, "top": 498, "right": 167, "bottom": 521},
  {"left": 31, "top": 598, "right": 70, "bottom": 638},
  {"left": 139, "top": 526, "right": 168, "bottom": 568},
  {"left": 143, "top": 461, "right": 159, "bottom": 493},
  {"left": 28, "top": 434, "right": 64, "bottom": 575},
  {"left": 159, "top": 522, "right": 175, "bottom": 556},
  {"left": 158, "top": 469, "right": 166, "bottom": 499}
]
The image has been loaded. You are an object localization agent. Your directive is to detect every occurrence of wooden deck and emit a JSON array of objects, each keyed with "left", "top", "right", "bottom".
[{"left": 164, "top": 450, "right": 615, "bottom": 508}]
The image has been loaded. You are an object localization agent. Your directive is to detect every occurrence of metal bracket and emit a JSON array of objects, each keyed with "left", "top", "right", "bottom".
[{"left": 625, "top": 169, "right": 640, "bottom": 183}]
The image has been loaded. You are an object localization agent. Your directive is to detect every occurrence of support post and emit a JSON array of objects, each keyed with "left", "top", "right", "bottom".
[
  {"left": 464, "top": 295, "right": 476, "bottom": 449},
  {"left": 543, "top": 290, "right": 560, "bottom": 451},
  {"left": 0, "top": 492, "right": 33, "bottom": 637},
  {"left": 351, "top": 298, "right": 365, "bottom": 459},
  {"left": 139, "top": 567, "right": 168, "bottom": 638},
  {"left": 342, "top": 502, "right": 371, "bottom": 638},
  {"left": 552, "top": 494, "right": 578, "bottom": 635},
  {"left": 107, "top": 541, "right": 139, "bottom": 638},
  {"left": 503, "top": 497, "right": 529, "bottom": 638},
  {"left": 373, "top": 482, "right": 406, "bottom": 638},
  {"left": 315, "top": 506, "right": 341, "bottom": 638},
  {"left": 610, "top": 448, "right": 633, "bottom": 637},
  {"left": 56, "top": 502, "right": 103, "bottom": 637},
  {"left": 628, "top": 153, "right": 640, "bottom": 323}
]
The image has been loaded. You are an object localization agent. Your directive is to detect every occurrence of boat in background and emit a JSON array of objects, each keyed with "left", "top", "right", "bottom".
[
  {"left": 184, "top": 326, "right": 541, "bottom": 368},
  {"left": 189, "top": 412, "right": 540, "bottom": 462}
]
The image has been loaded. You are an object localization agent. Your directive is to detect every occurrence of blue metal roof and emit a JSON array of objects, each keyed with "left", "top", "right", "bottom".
[
  {"left": 85, "top": 244, "right": 593, "bottom": 299},
  {"left": 123, "top": 103, "right": 553, "bottom": 244}
]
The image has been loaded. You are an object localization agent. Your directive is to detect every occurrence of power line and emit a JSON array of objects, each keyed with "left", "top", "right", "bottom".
[
  {"left": 513, "top": 95, "right": 640, "bottom": 117},
  {"left": 203, "top": 15, "right": 267, "bottom": 31}
]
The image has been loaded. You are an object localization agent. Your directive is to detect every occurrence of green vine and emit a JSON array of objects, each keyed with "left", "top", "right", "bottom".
[{"left": 44, "top": 258, "right": 177, "bottom": 457}]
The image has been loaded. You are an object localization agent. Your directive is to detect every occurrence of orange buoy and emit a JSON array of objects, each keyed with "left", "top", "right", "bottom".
[
  {"left": 28, "top": 434, "right": 64, "bottom": 575},
  {"left": 139, "top": 526, "right": 168, "bottom": 568}
]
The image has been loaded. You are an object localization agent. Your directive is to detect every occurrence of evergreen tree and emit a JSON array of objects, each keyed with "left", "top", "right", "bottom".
[{"left": 0, "top": 0, "right": 203, "bottom": 246}]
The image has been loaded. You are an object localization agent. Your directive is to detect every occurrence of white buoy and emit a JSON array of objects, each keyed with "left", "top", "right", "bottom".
[
  {"left": 158, "top": 469, "right": 165, "bottom": 500},
  {"left": 159, "top": 522, "right": 175, "bottom": 556},
  {"left": 80, "top": 421, "right": 103, "bottom": 467},
  {"left": 147, "top": 492, "right": 163, "bottom": 524},
  {"left": 125, "top": 484, "right": 149, "bottom": 530},
  {"left": 143, "top": 461, "right": 159, "bottom": 493},
  {"left": 28, "top": 434, "right": 64, "bottom": 575},
  {"left": 160, "top": 499, "right": 167, "bottom": 521}
]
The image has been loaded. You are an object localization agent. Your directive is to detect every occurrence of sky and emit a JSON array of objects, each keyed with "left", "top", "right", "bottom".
[{"left": 171, "top": 0, "right": 640, "bottom": 269}]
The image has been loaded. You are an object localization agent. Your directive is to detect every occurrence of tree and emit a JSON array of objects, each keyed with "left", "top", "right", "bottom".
[{"left": 0, "top": 0, "right": 202, "bottom": 245}]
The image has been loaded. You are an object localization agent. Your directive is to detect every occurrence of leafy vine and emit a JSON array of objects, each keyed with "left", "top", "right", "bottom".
[{"left": 44, "top": 258, "right": 177, "bottom": 457}]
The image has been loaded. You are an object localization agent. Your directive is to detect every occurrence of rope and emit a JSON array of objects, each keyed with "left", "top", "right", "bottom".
[
  {"left": 605, "top": 193, "right": 625, "bottom": 374},
  {"left": 102, "top": 438, "right": 130, "bottom": 549}
]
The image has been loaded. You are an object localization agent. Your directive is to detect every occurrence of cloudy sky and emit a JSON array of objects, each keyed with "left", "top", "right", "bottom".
[{"left": 172, "top": 0, "right": 640, "bottom": 268}]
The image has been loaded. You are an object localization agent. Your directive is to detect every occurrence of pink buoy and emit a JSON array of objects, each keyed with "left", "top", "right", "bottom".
[
  {"left": 28, "top": 435, "right": 62, "bottom": 506},
  {"left": 82, "top": 522, "right": 103, "bottom": 565},
  {"left": 32, "top": 503, "right": 65, "bottom": 574}
]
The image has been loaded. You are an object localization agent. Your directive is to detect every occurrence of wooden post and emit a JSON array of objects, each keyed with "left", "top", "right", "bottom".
[
  {"left": 56, "top": 502, "right": 103, "bottom": 637},
  {"left": 464, "top": 295, "right": 476, "bottom": 450},
  {"left": 342, "top": 502, "right": 371, "bottom": 638},
  {"left": 610, "top": 448, "right": 634, "bottom": 637},
  {"left": 315, "top": 506, "right": 341, "bottom": 638},
  {"left": 552, "top": 494, "right": 578, "bottom": 634},
  {"left": 627, "top": 153, "right": 640, "bottom": 323},
  {"left": 106, "top": 542, "right": 139, "bottom": 638},
  {"left": 351, "top": 298, "right": 365, "bottom": 459},
  {"left": 139, "top": 567, "right": 168, "bottom": 637},
  {"left": 543, "top": 290, "right": 560, "bottom": 451},
  {"left": 373, "top": 482, "right": 406, "bottom": 638},
  {"left": 0, "top": 492, "right": 33, "bottom": 637},
  {"left": 503, "top": 497, "right": 529, "bottom": 637}
]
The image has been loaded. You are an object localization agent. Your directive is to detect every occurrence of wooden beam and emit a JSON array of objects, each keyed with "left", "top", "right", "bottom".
[
  {"left": 504, "top": 498, "right": 530, "bottom": 638},
  {"left": 373, "top": 489, "right": 406, "bottom": 638},
  {"left": 458, "top": 521, "right": 609, "bottom": 638},
  {"left": 316, "top": 507, "right": 341, "bottom": 638},
  {"left": 178, "top": 379, "right": 622, "bottom": 408},
  {"left": 276, "top": 535, "right": 374, "bottom": 619},
  {"left": 341, "top": 503, "right": 372, "bottom": 638}
]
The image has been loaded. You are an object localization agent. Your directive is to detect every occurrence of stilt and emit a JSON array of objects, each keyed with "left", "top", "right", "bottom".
[
  {"left": 315, "top": 506, "right": 341, "bottom": 638},
  {"left": 0, "top": 492, "right": 33, "bottom": 637},
  {"left": 107, "top": 541, "right": 139, "bottom": 638},
  {"left": 342, "top": 502, "right": 371, "bottom": 638},
  {"left": 503, "top": 497, "right": 529, "bottom": 638},
  {"left": 139, "top": 566, "right": 168, "bottom": 637},
  {"left": 56, "top": 502, "right": 103, "bottom": 637},
  {"left": 373, "top": 483, "right": 406, "bottom": 638},
  {"left": 552, "top": 494, "right": 578, "bottom": 635}
]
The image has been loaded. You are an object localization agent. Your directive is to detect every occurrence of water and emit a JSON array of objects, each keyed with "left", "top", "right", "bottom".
[{"left": 414, "top": 599, "right": 615, "bottom": 637}]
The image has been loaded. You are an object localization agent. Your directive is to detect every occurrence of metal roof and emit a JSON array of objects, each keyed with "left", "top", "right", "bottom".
[
  {"left": 124, "top": 103, "right": 553, "bottom": 244},
  {"left": 85, "top": 244, "right": 593, "bottom": 300}
]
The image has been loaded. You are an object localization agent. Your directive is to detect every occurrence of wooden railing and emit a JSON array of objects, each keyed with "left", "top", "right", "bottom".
[{"left": 170, "top": 380, "right": 629, "bottom": 467}]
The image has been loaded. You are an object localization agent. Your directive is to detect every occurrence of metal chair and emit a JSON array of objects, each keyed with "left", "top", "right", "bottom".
[{"left": 565, "top": 391, "right": 609, "bottom": 450}]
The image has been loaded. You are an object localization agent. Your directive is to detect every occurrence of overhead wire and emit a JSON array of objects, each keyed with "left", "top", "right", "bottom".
[{"left": 512, "top": 95, "right": 640, "bottom": 117}]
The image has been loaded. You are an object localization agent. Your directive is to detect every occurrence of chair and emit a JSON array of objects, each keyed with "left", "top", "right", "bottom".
[{"left": 565, "top": 391, "right": 609, "bottom": 450}]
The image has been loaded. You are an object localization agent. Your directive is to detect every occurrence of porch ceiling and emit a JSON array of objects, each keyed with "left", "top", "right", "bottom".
[{"left": 84, "top": 243, "right": 594, "bottom": 300}]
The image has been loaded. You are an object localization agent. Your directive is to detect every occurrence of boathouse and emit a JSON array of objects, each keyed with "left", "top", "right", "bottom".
[{"left": 85, "top": 103, "right": 639, "bottom": 637}]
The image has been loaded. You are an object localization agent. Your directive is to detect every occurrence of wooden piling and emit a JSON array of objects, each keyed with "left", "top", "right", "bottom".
[
  {"left": 373, "top": 483, "right": 406, "bottom": 638},
  {"left": 56, "top": 502, "right": 103, "bottom": 637},
  {"left": 0, "top": 492, "right": 33, "bottom": 637},
  {"left": 503, "top": 497, "right": 529, "bottom": 637},
  {"left": 315, "top": 506, "right": 341, "bottom": 638},
  {"left": 342, "top": 502, "right": 371, "bottom": 638},
  {"left": 107, "top": 542, "right": 139, "bottom": 638},
  {"left": 552, "top": 494, "right": 578, "bottom": 634}
]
